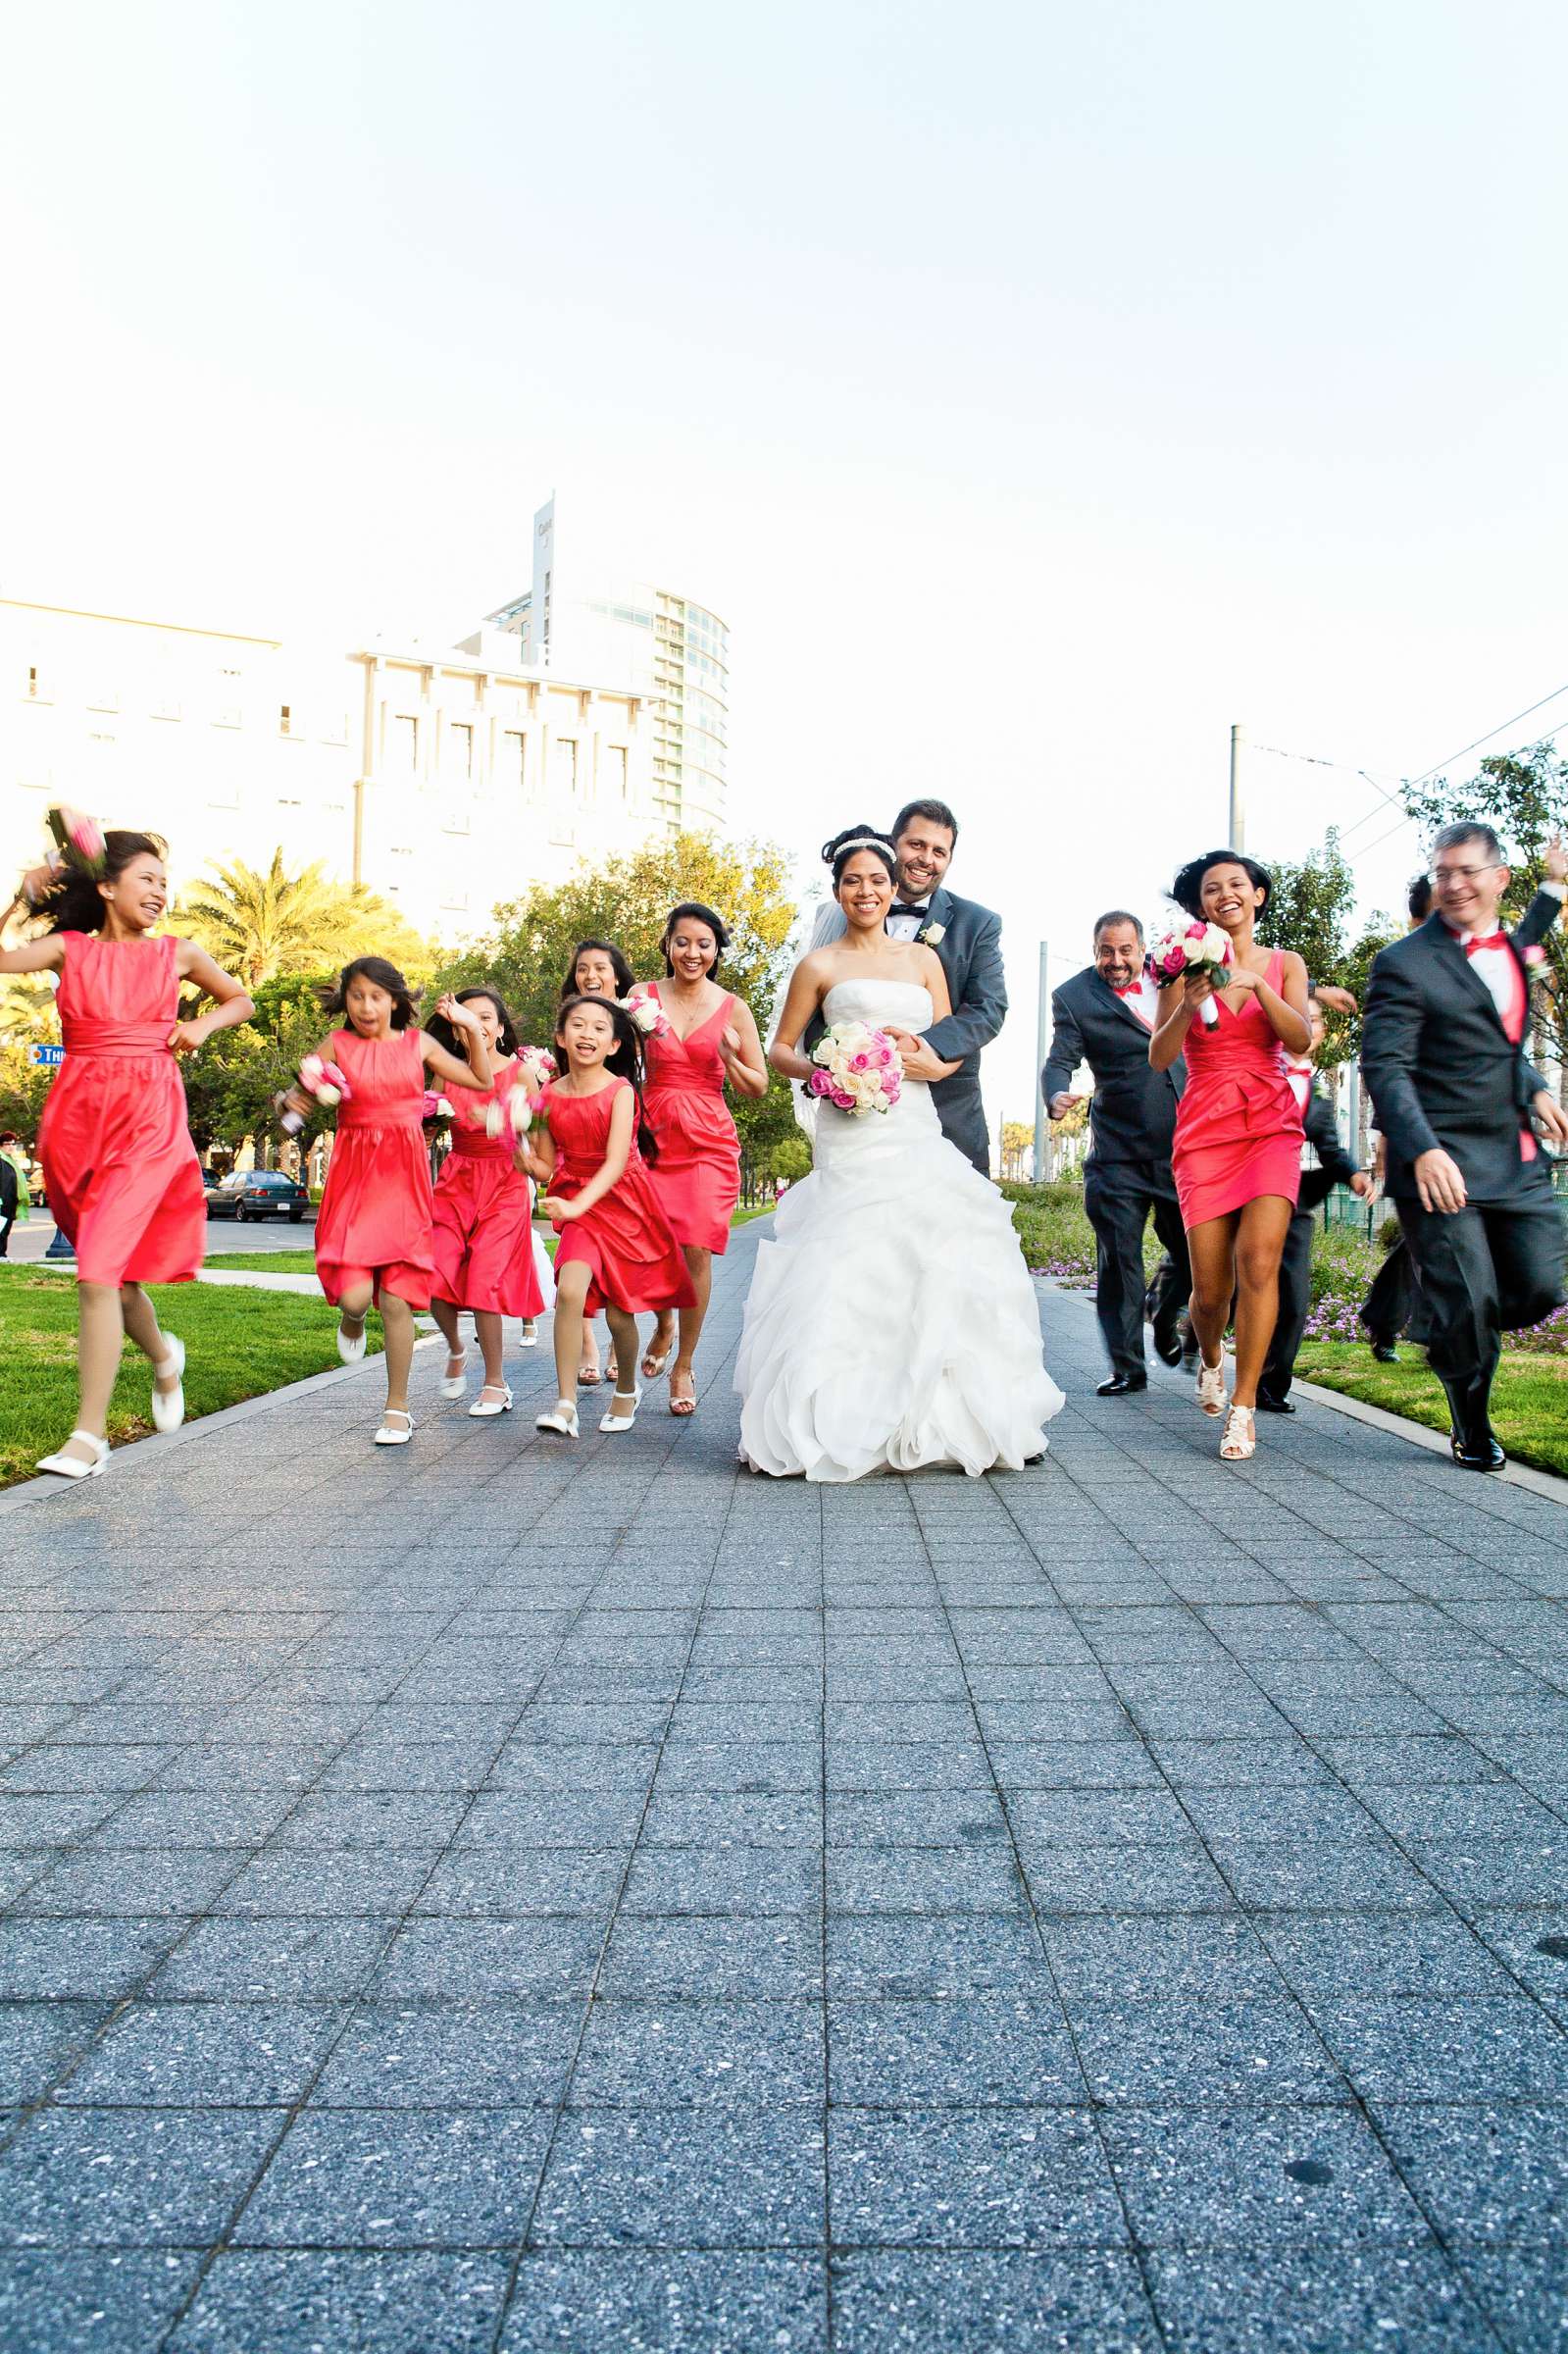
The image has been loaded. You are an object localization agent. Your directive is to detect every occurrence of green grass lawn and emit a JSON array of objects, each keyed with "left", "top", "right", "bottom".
[
  {"left": 204, "top": 1251, "right": 320, "bottom": 1274},
  {"left": 1295, "top": 1342, "right": 1568, "bottom": 1480},
  {"left": 0, "top": 1267, "right": 382, "bottom": 1489}
]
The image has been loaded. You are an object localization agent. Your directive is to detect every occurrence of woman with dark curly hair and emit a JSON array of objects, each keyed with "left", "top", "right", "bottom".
[{"left": 1150, "top": 849, "right": 1310, "bottom": 1461}]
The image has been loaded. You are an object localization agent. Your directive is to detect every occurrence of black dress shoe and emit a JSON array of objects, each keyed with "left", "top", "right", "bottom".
[
  {"left": 1096, "top": 1372, "right": 1147, "bottom": 1397},
  {"left": 1152, "top": 1328, "right": 1185, "bottom": 1369},
  {"left": 1369, "top": 1340, "right": 1398, "bottom": 1364},
  {"left": 1440, "top": 1373, "right": 1506, "bottom": 1471},
  {"left": 1254, "top": 1391, "right": 1295, "bottom": 1414}
]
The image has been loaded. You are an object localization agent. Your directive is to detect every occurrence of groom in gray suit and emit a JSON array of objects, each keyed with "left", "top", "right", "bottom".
[{"left": 805, "top": 799, "right": 1007, "bottom": 1174}]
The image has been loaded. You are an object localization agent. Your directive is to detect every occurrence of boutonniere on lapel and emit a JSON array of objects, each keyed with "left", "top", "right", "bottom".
[{"left": 918, "top": 921, "right": 945, "bottom": 947}]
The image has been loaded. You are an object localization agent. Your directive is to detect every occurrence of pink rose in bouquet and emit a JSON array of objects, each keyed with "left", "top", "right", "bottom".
[
  {"left": 1147, "top": 918, "right": 1231, "bottom": 1028},
  {"left": 46, "top": 803, "right": 107, "bottom": 879},
  {"left": 809, "top": 1020, "right": 906, "bottom": 1115}
]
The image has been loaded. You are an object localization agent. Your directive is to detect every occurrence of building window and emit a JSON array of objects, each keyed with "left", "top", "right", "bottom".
[
  {"left": 604, "top": 745, "right": 628, "bottom": 802},
  {"left": 279, "top": 704, "right": 294, "bottom": 737},
  {"left": 444, "top": 721, "right": 473, "bottom": 781},
  {"left": 390, "top": 714, "right": 419, "bottom": 772},
  {"left": 25, "top": 666, "right": 49, "bottom": 703},
  {"left": 501, "top": 730, "right": 526, "bottom": 793},
  {"left": 551, "top": 738, "right": 578, "bottom": 796}
]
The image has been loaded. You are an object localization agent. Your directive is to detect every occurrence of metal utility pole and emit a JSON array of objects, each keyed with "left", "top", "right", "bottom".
[
  {"left": 1228, "top": 724, "right": 1245, "bottom": 849},
  {"left": 1034, "top": 940, "right": 1051, "bottom": 1184}
]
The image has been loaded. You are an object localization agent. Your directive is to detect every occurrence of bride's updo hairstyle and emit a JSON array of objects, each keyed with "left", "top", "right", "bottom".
[
  {"left": 823, "top": 825, "right": 898, "bottom": 892},
  {"left": 1170, "top": 849, "right": 1273, "bottom": 920}
]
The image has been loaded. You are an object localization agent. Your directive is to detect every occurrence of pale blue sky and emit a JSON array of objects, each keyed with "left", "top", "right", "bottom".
[{"left": 5, "top": 0, "right": 1567, "bottom": 1127}]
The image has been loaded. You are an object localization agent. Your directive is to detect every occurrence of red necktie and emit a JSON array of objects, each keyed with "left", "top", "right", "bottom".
[
  {"left": 1464, "top": 933, "right": 1507, "bottom": 955},
  {"left": 1112, "top": 983, "right": 1140, "bottom": 997}
]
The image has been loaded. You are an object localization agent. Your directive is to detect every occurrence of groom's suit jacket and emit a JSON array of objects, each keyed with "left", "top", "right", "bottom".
[
  {"left": 804, "top": 886, "right": 1007, "bottom": 1174},
  {"left": 1043, "top": 969, "right": 1184, "bottom": 1164},
  {"left": 1361, "top": 912, "right": 1551, "bottom": 1204}
]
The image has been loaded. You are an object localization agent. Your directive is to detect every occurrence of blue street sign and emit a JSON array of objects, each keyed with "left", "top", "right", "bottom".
[{"left": 28, "top": 1044, "right": 64, "bottom": 1067}]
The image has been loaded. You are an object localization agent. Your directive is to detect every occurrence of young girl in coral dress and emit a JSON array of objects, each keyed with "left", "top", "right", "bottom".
[
  {"left": 292, "top": 960, "right": 493, "bottom": 1447},
  {"left": 558, "top": 936, "right": 636, "bottom": 1390},
  {"left": 0, "top": 827, "right": 254, "bottom": 1477},
  {"left": 427, "top": 986, "right": 547, "bottom": 1419},
  {"left": 1150, "top": 851, "right": 1310, "bottom": 1463},
  {"left": 632, "top": 901, "right": 768, "bottom": 1417},
  {"left": 521, "top": 995, "right": 694, "bottom": 1440}
]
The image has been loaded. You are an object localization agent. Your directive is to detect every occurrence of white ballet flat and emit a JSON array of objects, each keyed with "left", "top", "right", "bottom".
[
  {"left": 1220, "top": 1404, "right": 1256, "bottom": 1461},
  {"left": 439, "top": 1349, "right": 468, "bottom": 1401},
  {"left": 469, "top": 1382, "right": 513, "bottom": 1418},
  {"left": 599, "top": 1385, "right": 642, "bottom": 1435},
  {"left": 36, "top": 1429, "right": 109, "bottom": 1480},
  {"left": 150, "top": 1334, "right": 185, "bottom": 1434},
  {"left": 337, "top": 1315, "right": 368, "bottom": 1366},
  {"left": 536, "top": 1402, "right": 580, "bottom": 1437},
  {"left": 1195, "top": 1354, "right": 1228, "bottom": 1417},
  {"left": 520, "top": 1322, "right": 538, "bottom": 1349},
  {"left": 373, "top": 1407, "right": 415, "bottom": 1447}
]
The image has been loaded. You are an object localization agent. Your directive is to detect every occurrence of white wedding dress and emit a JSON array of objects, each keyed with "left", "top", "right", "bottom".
[{"left": 736, "top": 980, "right": 1065, "bottom": 1481}]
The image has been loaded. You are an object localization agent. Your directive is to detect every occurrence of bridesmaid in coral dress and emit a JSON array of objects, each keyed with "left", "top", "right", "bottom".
[
  {"left": 0, "top": 828, "right": 254, "bottom": 1477},
  {"left": 633, "top": 902, "right": 767, "bottom": 1415},
  {"left": 1150, "top": 851, "right": 1310, "bottom": 1462},
  {"left": 427, "top": 987, "right": 547, "bottom": 1420},
  {"left": 295, "top": 960, "right": 492, "bottom": 1447}
]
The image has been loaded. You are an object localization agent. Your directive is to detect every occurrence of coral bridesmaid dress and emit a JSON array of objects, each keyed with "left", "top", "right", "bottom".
[
  {"left": 1171, "top": 949, "right": 1304, "bottom": 1229},
  {"left": 314, "top": 1027, "right": 436, "bottom": 1309},
  {"left": 641, "top": 984, "right": 743, "bottom": 1254},
  {"left": 37, "top": 931, "right": 206, "bottom": 1286},
  {"left": 431, "top": 1060, "right": 545, "bottom": 1319},
  {"left": 541, "top": 1079, "right": 695, "bottom": 1316}
]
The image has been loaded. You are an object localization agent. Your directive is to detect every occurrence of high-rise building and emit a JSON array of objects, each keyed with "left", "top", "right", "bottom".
[{"left": 480, "top": 496, "right": 729, "bottom": 839}]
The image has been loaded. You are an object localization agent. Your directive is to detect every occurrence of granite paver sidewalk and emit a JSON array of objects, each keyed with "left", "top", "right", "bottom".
[{"left": 0, "top": 1224, "right": 1565, "bottom": 2350}]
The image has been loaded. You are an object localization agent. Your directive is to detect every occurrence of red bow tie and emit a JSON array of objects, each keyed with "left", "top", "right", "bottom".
[
  {"left": 1464, "top": 933, "right": 1507, "bottom": 955},
  {"left": 1112, "top": 981, "right": 1141, "bottom": 997}
]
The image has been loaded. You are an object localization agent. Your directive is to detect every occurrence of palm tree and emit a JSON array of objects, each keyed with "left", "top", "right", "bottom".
[
  {"left": 0, "top": 974, "right": 60, "bottom": 1045},
  {"left": 176, "top": 850, "right": 431, "bottom": 988}
]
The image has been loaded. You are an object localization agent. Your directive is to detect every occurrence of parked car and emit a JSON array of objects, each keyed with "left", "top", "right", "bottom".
[
  {"left": 230, "top": 1172, "right": 310, "bottom": 1223},
  {"left": 202, "top": 1172, "right": 247, "bottom": 1218}
]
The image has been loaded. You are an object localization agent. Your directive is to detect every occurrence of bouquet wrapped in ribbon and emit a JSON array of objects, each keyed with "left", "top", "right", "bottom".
[
  {"left": 1148, "top": 919, "right": 1231, "bottom": 1028},
  {"left": 46, "top": 804, "right": 107, "bottom": 880},
  {"left": 482, "top": 1049, "right": 556, "bottom": 1154},
  {"left": 808, "top": 1020, "right": 905, "bottom": 1116},
  {"left": 277, "top": 1053, "right": 353, "bottom": 1137},
  {"left": 621, "top": 990, "right": 674, "bottom": 1042}
]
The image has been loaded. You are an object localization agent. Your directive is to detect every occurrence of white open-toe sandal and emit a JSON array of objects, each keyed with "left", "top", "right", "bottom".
[
  {"left": 150, "top": 1335, "right": 185, "bottom": 1434},
  {"left": 439, "top": 1349, "right": 468, "bottom": 1401},
  {"left": 536, "top": 1401, "right": 580, "bottom": 1437},
  {"left": 1220, "top": 1405, "right": 1256, "bottom": 1461},
  {"left": 374, "top": 1407, "right": 415, "bottom": 1447},
  {"left": 599, "top": 1386, "right": 642, "bottom": 1435},
  {"left": 1195, "top": 1353, "right": 1228, "bottom": 1417},
  {"left": 36, "top": 1430, "right": 110, "bottom": 1480},
  {"left": 469, "top": 1382, "right": 513, "bottom": 1418}
]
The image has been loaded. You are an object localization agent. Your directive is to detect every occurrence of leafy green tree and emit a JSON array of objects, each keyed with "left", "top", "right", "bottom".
[
  {"left": 0, "top": 1048, "right": 53, "bottom": 1144},
  {"left": 176, "top": 850, "right": 434, "bottom": 990},
  {"left": 180, "top": 973, "right": 331, "bottom": 1155},
  {"left": 1255, "top": 828, "right": 1367, "bottom": 1055},
  {"left": 1401, "top": 741, "right": 1568, "bottom": 1067},
  {"left": 435, "top": 830, "right": 800, "bottom": 1163}
]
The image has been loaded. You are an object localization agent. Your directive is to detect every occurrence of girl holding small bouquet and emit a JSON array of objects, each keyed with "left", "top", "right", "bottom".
[
  {"left": 292, "top": 958, "right": 493, "bottom": 1446},
  {"left": 629, "top": 901, "right": 768, "bottom": 1415},
  {"left": 557, "top": 937, "right": 637, "bottom": 1388},
  {"left": 520, "top": 995, "right": 694, "bottom": 1439},
  {"left": 426, "top": 987, "right": 552, "bottom": 1416},
  {"left": 1, "top": 820, "right": 255, "bottom": 1477},
  {"left": 1150, "top": 850, "right": 1310, "bottom": 1461}
]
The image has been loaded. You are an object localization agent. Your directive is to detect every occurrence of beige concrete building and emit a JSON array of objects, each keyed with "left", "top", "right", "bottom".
[{"left": 1, "top": 594, "right": 683, "bottom": 941}]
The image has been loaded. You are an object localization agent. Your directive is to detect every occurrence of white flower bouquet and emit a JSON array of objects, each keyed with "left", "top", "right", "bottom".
[
  {"left": 808, "top": 1021, "right": 905, "bottom": 1115},
  {"left": 1148, "top": 919, "right": 1232, "bottom": 1028}
]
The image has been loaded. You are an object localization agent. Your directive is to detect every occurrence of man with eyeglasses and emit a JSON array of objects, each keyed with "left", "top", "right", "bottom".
[{"left": 1361, "top": 822, "right": 1568, "bottom": 1469}]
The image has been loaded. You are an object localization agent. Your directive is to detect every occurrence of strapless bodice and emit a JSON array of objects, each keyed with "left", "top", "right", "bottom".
[{"left": 822, "top": 980, "right": 935, "bottom": 1031}]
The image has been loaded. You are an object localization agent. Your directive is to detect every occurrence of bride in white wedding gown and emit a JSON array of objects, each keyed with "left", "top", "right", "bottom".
[{"left": 736, "top": 826, "right": 1064, "bottom": 1481}]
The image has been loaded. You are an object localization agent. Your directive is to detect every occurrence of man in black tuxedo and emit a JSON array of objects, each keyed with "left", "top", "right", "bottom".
[
  {"left": 1043, "top": 911, "right": 1189, "bottom": 1395},
  {"left": 807, "top": 798, "right": 1006, "bottom": 1174},
  {"left": 1361, "top": 821, "right": 1568, "bottom": 1470},
  {"left": 1256, "top": 1004, "right": 1371, "bottom": 1413}
]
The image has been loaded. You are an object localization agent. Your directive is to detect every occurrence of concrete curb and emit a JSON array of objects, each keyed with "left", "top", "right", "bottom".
[{"left": 1288, "top": 1372, "right": 1568, "bottom": 1509}]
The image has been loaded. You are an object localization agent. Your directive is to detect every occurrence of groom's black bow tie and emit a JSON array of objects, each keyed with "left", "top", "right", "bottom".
[{"left": 889, "top": 900, "right": 931, "bottom": 920}]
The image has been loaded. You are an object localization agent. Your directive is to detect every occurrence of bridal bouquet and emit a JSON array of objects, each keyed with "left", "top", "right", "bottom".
[
  {"left": 621, "top": 991, "right": 673, "bottom": 1042},
  {"left": 808, "top": 1021, "right": 904, "bottom": 1115},
  {"left": 1148, "top": 920, "right": 1231, "bottom": 1028},
  {"left": 278, "top": 1052, "right": 353, "bottom": 1137},
  {"left": 46, "top": 804, "right": 107, "bottom": 879},
  {"left": 482, "top": 1045, "right": 557, "bottom": 1151}
]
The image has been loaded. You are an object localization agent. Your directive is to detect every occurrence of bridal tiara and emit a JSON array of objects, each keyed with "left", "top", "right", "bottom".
[{"left": 834, "top": 837, "right": 894, "bottom": 859}]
